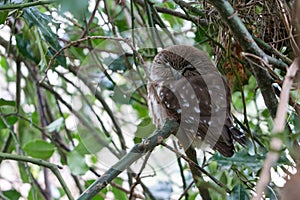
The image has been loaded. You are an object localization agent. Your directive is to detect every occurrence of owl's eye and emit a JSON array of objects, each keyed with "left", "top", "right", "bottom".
[{"left": 181, "top": 64, "right": 195, "bottom": 75}]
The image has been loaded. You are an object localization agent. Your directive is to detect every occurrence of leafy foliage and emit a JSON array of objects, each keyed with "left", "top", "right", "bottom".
[
  {"left": 0, "top": 0, "right": 299, "bottom": 199},
  {"left": 23, "top": 139, "right": 55, "bottom": 160}
]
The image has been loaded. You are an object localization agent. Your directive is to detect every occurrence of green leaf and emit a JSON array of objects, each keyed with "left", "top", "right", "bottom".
[
  {"left": 111, "top": 178, "right": 127, "bottom": 200},
  {"left": 114, "top": 11, "right": 129, "bottom": 33},
  {"left": 135, "top": 117, "right": 156, "bottom": 139},
  {"left": 22, "top": 7, "right": 66, "bottom": 67},
  {"left": 18, "top": 112, "right": 41, "bottom": 146},
  {"left": 0, "top": 118, "right": 6, "bottom": 129},
  {"left": 78, "top": 127, "right": 109, "bottom": 154},
  {"left": 105, "top": 55, "right": 132, "bottom": 72},
  {"left": 0, "top": 116, "right": 18, "bottom": 129},
  {"left": 28, "top": 185, "right": 44, "bottom": 200},
  {"left": 208, "top": 160, "right": 218, "bottom": 173},
  {"left": 266, "top": 186, "right": 278, "bottom": 200},
  {"left": 23, "top": 139, "right": 55, "bottom": 160},
  {"left": 132, "top": 101, "right": 149, "bottom": 118},
  {"left": 6, "top": 115, "right": 18, "bottom": 126},
  {"left": 0, "top": 11, "right": 8, "bottom": 24},
  {"left": 67, "top": 150, "right": 89, "bottom": 175},
  {"left": 2, "top": 189, "right": 21, "bottom": 200},
  {"left": 228, "top": 183, "right": 249, "bottom": 200},
  {"left": 255, "top": 5, "right": 263, "bottom": 14},
  {"left": 46, "top": 117, "right": 64, "bottom": 132},
  {"left": 58, "top": 0, "right": 89, "bottom": 20},
  {"left": 74, "top": 139, "right": 90, "bottom": 156},
  {"left": 23, "top": 7, "right": 54, "bottom": 40},
  {"left": 211, "top": 150, "right": 263, "bottom": 169},
  {"left": 232, "top": 92, "right": 244, "bottom": 111},
  {"left": 0, "top": 56, "right": 8, "bottom": 70},
  {"left": 16, "top": 33, "right": 39, "bottom": 64},
  {"left": 111, "top": 86, "right": 131, "bottom": 104},
  {"left": 220, "top": 171, "right": 228, "bottom": 185},
  {"left": 0, "top": 98, "right": 16, "bottom": 107},
  {"left": 19, "top": 161, "right": 30, "bottom": 183},
  {"left": 0, "top": 129, "right": 12, "bottom": 152}
]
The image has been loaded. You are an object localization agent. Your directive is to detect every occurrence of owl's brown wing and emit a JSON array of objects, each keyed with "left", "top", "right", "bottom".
[{"left": 158, "top": 74, "right": 243, "bottom": 157}]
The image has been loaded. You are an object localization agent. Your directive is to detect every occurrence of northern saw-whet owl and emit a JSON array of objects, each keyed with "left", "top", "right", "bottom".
[{"left": 147, "top": 45, "right": 246, "bottom": 157}]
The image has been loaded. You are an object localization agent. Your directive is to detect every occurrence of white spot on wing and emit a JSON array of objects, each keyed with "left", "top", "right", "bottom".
[
  {"left": 194, "top": 107, "right": 200, "bottom": 113},
  {"left": 183, "top": 102, "right": 189, "bottom": 107}
]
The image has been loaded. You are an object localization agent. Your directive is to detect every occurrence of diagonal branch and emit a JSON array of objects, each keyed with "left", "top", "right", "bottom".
[
  {"left": 207, "top": 0, "right": 285, "bottom": 118},
  {"left": 77, "top": 119, "right": 179, "bottom": 200},
  {"left": 0, "top": 152, "right": 73, "bottom": 200},
  {"left": 253, "top": 58, "right": 300, "bottom": 200},
  {"left": 0, "top": 0, "right": 56, "bottom": 11}
]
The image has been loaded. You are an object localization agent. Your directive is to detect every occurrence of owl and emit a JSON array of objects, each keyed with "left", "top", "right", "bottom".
[{"left": 147, "top": 45, "right": 246, "bottom": 157}]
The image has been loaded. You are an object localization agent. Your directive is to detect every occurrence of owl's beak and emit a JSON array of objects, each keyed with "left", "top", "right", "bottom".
[{"left": 168, "top": 66, "right": 182, "bottom": 80}]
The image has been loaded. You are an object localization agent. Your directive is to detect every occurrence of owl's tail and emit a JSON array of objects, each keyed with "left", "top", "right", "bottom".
[
  {"left": 213, "top": 124, "right": 248, "bottom": 157},
  {"left": 229, "top": 125, "right": 248, "bottom": 145}
]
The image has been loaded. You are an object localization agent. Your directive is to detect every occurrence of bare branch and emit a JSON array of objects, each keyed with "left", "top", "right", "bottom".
[{"left": 253, "top": 58, "right": 300, "bottom": 200}]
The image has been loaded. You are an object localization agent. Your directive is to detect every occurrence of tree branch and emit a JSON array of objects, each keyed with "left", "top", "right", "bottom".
[
  {"left": 0, "top": 152, "right": 73, "bottom": 200},
  {"left": 207, "top": 0, "right": 283, "bottom": 118},
  {"left": 0, "top": 0, "right": 56, "bottom": 11},
  {"left": 253, "top": 58, "right": 300, "bottom": 200},
  {"left": 78, "top": 119, "right": 179, "bottom": 200}
]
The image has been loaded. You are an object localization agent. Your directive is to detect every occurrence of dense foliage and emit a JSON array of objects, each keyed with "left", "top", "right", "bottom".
[{"left": 0, "top": 0, "right": 299, "bottom": 199}]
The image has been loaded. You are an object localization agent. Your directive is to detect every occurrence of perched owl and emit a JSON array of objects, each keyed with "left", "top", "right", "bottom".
[{"left": 147, "top": 45, "right": 246, "bottom": 157}]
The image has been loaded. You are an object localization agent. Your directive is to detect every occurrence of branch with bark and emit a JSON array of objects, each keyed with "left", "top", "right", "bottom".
[
  {"left": 206, "top": 0, "right": 286, "bottom": 118},
  {"left": 253, "top": 58, "right": 300, "bottom": 200},
  {"left": 78, "top": 119, "right": 179, "bottom": 200}
]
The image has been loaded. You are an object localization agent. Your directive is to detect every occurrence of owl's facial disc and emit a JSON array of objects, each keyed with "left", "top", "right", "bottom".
[
  {"left": 151, "top": 50, "right": 197, "bottom": 81},
  {"left": 165, "top": 62, "right": 182, "bottom": 80}
]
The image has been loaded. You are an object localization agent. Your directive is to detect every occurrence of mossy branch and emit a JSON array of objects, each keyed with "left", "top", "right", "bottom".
[
  {"left": 207, "top": 0, "right": 283, "bottom": 118},
  {"left": 78, "top": 119, "right": 179, "bottom": 200}
]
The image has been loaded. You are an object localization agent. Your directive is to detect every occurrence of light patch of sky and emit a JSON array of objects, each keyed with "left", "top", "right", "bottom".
[
  {"left": 271, "top": 168, "right": 287, "bottom": 187},
  {"left": 20, "top": 62, "right": 28, "bottom": 76},
  {"left": 65, "top": 114, "right": 78, "bottom": 131},
  {"left": 23, "top": 104, "right": 35, "bottom": 113},
  {"left": 72, "top": 95, "right": 83, "bottom": 111},
  {"left": 0, "top": 25, "right": 11, "bottom": 41},
  {"left": 47, "top": 69, "right": 61, "bottom": 85}
]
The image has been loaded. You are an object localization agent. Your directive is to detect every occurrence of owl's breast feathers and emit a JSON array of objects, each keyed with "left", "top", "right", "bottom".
[{"left": 147, "top": 45, "right": 247, "bottom": 157}]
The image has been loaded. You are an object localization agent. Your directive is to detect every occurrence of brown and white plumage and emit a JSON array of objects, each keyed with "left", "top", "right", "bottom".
[{"left": 147, "top": 45, "right": 246, "bottom": 157}]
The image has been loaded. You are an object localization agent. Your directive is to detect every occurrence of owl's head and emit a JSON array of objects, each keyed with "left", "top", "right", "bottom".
[{"left": 149, "top": 45, "right": 216, "bottom": 82}]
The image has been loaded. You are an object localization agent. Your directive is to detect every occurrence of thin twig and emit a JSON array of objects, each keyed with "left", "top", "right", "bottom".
[
  {"left": 0, "top": 0, "right": 56, "bottom": 11},
  {"left": 77, "top": 119, "right": 179, "bottom": 200},
  {"left": 68, "top": 65, "right": 124, "bottom": 155},
  {"left": 178, "top": 181, "right": 194, "bottom": 200},
  {"left": 40, "top": 36, "right": 129, "bottom": 84},
  {"left": 160, "top": 142, "right": 231, "bottom": 193},
  {"left": 173, "top": 140, "right": 189, "bottom": 200},
  {"left": 129, "top": 150, "right": 153, "bottom": 200},
  {"left": 40, "top": 82, "right": 121, "bottom": 157},
  {"left": 80, "top": 0, "right": 101, "bottom": 38}
]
